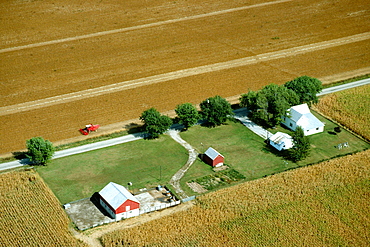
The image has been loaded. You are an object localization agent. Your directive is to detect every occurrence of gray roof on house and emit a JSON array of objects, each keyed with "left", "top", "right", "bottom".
[
  {"left": 205, "top": 147, "right": 224, "bottom": 160},
  {"left": 288, "top": 103, "right": 324, "bottom": 130},
  {"left": 99, "top": 182, "right": 139, "bottom": 210}
]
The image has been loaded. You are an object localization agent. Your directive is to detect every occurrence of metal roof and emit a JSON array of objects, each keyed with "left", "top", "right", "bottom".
[
  {"left": 99, "top": 182, "right": 139, "bottom": 210},
  {"left": 287, "top": 103, "right": 324, "bottom": 129},
  {"left": 205, "top": 147, "right": 224, "bottom": 160},
  {"left": 269, "top": 132, "right": 292, "bottom": 144}
]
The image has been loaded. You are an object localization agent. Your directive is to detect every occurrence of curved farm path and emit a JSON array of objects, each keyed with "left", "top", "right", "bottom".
[
  {"left": 1, "top": 32, "right": 369, "bottom": 116},
  {"left": 167, "top": 129, "right": 199, "bottom": 199}
]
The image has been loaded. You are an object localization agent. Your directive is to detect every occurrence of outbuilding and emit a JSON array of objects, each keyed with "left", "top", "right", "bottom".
[
  {"left": 269, "top": 132, "right": 294, "bottom": 151},
  {"left": 282, "top": 103, "right": 324, "bottom": 136},
  {"left": 99, "top": 182, "right": 140, "bottom": 220},
  {"left": 203, "top": 147, "right": 224, "bottom": 167}
]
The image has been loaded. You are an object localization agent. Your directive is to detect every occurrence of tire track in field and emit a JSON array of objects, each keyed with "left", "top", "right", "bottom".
[
  {"left": 1, "top": 32, "right": 369, "bottom": 116},
  {"left": 0, "top": 0, "right": 291, "bottom": 54}
]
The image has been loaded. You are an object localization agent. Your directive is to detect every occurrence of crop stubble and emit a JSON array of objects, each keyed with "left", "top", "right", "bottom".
[{"left": 1, "top": 0, "right": 370, "bottom": 155}]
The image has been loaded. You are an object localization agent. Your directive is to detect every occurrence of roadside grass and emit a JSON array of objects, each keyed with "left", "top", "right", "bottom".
[
  {"left": 322, "top": 73, "right": 370, "bottom": 88},
  {"left": 36, "top": 135, "right": 188, "bottom": 204},
  {"left": 180, "top": 117, "right": 369, "bottom": 196}
]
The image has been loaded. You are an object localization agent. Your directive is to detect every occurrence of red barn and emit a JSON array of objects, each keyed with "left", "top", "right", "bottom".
[
  {"left": 203, "top": 147, "right": 224, "bottom": 167},
  {"left": 99, "top": 182, "right": 140, "bottom": 220}
]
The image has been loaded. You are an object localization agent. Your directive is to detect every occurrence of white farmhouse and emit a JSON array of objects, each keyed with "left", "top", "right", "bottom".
[
  {"left": 282, "top": 103, "right": 324, "bottom": 136},
  {"left": 269, "top": 132, "right": 294, "bottom": 151}
]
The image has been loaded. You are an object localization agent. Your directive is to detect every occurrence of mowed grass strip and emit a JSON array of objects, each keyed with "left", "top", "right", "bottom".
[
  {"left": 100, "top": 150, "right": 370, "bottom": 246},
  {"left": 179, "top": 117, "right": 369, "bottom": 196},
  {"left": 0, "top": 170, "right": 87, "bottom": 247},
  {"left": 37, "top": 135, "right": 188, "bottom": 204},
  {"left": 314, "top": 84, "right": 370, "bottom": 141}
]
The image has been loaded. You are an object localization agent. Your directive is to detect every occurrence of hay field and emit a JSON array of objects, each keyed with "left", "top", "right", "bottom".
[
  {"left": 0, "top": 169, "right": 86, "bottom": 247},
  {"left": 1, "top": 0, "right": 370, "bottom": 155},
  {"left": 314, "top": 84, "right": 370, "bottom": 141},
  {"left": 100, "top": 150, "right": 370, "bottom": 246}
]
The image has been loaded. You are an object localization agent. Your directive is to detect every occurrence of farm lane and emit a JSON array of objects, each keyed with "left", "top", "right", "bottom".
[
  {"left": 167, "top": 129, "right": 199, "bottom": 199},
  {"left": 0, "top": 79, "right": 369, "bottom": 172},
  {"left": 0, "top": 0, "right": 291, "bottom": 54},
  {"left": 1, "top": 32, "right": 370, "bottom": 116}
]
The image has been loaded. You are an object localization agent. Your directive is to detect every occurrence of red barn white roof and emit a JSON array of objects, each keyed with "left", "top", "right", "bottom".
[{"left": 99, "top": 182, "right": 139, "bottom": 210}]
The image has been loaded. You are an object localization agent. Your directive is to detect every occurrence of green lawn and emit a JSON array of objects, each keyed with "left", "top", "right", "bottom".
[
  {"left": 180, "top": 116, "right": 369, "bottom": 196},
  {"left": 37, "top": 135, "right": 188, "bottom": 204},
  {"left": 37, "top": 111, "right": 369, "bottom": 203}
]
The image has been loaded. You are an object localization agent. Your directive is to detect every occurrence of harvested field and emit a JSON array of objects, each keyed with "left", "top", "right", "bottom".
[
  {"left": 100, "top": 150, "right": 370, "bottom": 246},
  {"left": 0, "top": 169, "right": 86, "bottom": 247},
  {"left": 1, "top": 0, "right": 370, "bottom": 155},
  {"left": 314, "top": 84, "right": 370, "bottom": 141}
]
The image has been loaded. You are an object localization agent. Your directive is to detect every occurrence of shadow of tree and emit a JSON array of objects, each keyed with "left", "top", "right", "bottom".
[
  {"left": 12, "top": 151, "right": 28, "bottom": 160},
  {"left": 124, "top": 123, "right": 143, "bottom": 134},
  {"left": 262, "top": 142, "right": 294, "bottom": 162}
]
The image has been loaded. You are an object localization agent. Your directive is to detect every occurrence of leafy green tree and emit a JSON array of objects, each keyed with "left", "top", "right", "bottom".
[
  {"left": 287, "top": 126, "right": 311, "bottom": 162},
  {"left": 26, "top": 137, "right": 55, "bottom": 166},
  {"left": 175, "top": 103, "right": 199, "bottom": 129},
  {"left": 284, "top": 76, "right": 323, "bottom": 106},
  {"left": 200, "top": 95, "right": 234, "bottom": 126},
  {"left": 240, "top": 91, "right": 269, "bottom": 126},
  {"left": 140, "top": 108, "right": 172, "bottom": 138},
  {"left": 240, "top": 84, "right": 299, "bottom": 127}
]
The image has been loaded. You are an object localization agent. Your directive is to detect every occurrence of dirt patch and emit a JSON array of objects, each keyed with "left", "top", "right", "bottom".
[
  {"left": 65, "top": 197, "right": 115, "bottom": 231},
  {"left": 187, "top": 182, "right": 208, "bottom": 193}
]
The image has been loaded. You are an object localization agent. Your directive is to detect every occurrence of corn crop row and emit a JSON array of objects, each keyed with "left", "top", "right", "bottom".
[{"left": 0, "top": 170, "right": 87, "bottom": 247}]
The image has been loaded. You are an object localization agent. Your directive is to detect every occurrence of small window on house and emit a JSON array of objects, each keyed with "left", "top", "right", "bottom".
[
  {"left": 126, "top": 206, "right": 130, "bottom": 211},
  {"left": 290, "top": 123, "right": 293, "bottom": 127}
]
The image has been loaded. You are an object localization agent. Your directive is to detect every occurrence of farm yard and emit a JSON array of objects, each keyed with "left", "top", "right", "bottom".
[
  {"left": 1, "top": 0, "right": 370, "bottom": 246},
  {"left": 1, "top": 0, "right": 370, "bottom": 155},
  {"left": 35, "top": 109, "right": 370, "bottom": 205},
  {"left": 100, "top": 150, "right": 370, "bottom": 246},
  {"left": 0, "top": 169, "right": 87, "bottom": 247},
  {"left": 36, "top": 135, "right": 188, "bottom": 204}
]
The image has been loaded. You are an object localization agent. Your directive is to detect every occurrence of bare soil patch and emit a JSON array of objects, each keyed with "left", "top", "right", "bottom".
[{"left": 187, "top": 182, "right": 208, "bottom": 193}]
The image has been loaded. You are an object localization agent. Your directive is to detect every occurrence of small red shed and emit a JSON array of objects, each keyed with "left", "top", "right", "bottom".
[
  {"left": 99, "top": 182, "right": 140, "bottom": 220},
  {"left": 203, "top": 147, "right": 224, "bottom": 167}
]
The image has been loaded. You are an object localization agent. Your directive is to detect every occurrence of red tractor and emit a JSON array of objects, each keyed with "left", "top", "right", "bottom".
[{"left": 79, "top": 124, "right": 100, "bottom": 135}]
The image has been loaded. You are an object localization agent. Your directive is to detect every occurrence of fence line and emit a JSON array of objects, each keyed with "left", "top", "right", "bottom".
[
  {"left": 139, "top": 200, "right": 181, "bottom": 215},
  {"left": 182, "top": 195, "right": 196, "bottom": 203}
]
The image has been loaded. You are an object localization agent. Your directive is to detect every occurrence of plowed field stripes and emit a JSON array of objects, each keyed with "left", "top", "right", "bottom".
[
  {"left": 0, "top": 0, "right": 291, "bottom": 54},
  {"left": 1, "top": 32, "right": 369, "bottom": 116}
]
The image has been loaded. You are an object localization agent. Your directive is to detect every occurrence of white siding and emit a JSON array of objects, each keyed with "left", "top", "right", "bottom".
[{"left": 100, "top": 198, "right": 116, "bottom": 219}]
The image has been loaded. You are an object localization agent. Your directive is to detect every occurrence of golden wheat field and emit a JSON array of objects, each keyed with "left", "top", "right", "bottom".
[
  {"left": 100, "top": 150, "right": 370, "bottom": 246},
  {"left": 0, "top": 169, "right": 87, "bottom": 247},
  {"left": 314, "top": 84, "right": 370, "bottom": 141}
]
